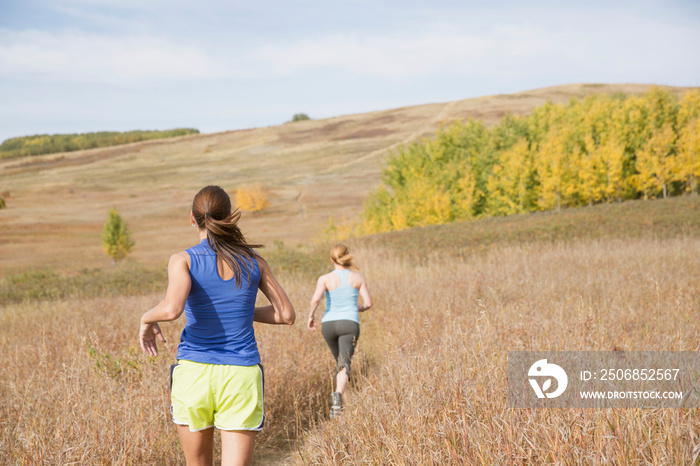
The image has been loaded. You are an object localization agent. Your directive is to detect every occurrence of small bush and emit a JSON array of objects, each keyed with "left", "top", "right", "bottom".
[
  {"left": 291, "top": 113, "right": 311, "bottom": 122},
  {"left": 102, "top": 208, "right": 135, "bottom": 264},
  {"left": 315, "top": 215, "right": 358, "bottom": 244},
  {"left": 235, "top": 183, "right": 270, "bottom": 213}
]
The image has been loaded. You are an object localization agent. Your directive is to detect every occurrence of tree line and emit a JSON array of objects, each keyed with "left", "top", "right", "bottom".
[
  {"left": 0, "top": 128, "right": 200, "bottom": 159},
  {"left": 362, "top": 88, "right": 700, "bottom": 234}
]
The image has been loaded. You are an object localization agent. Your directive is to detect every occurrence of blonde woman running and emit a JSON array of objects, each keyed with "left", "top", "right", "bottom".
[
  {"left": 139, "top": 185, "right": 295, "bottom": 466},
  {"left": 307, "top": 244, "right": 372, "bottom": 418}
]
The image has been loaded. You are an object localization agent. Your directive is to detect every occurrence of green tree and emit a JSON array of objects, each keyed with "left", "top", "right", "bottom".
[
  {"left": 102, "top": 208, "right": 134, "bottom": 264},
  {"left": 291, "top": 113, "right": 311, "bottom": 122}
]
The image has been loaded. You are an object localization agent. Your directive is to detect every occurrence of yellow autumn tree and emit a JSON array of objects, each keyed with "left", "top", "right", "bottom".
[
  {"left": 361, "top": 87, "right": 696, "bottom": 234},
  {"left": 598, "top": 135, "right": 627, "bottom": 202},
  {"left": 388, "top": 201, "right": 410, "bottom": 231},
  {"left": 676, "top": 90, "right": 700, "bottom": 194},
  {"left": 578, "top": 138, "right": 601, "bottom": 206},
  {"left": 235, "top": 183, "right": 269, "bottom": 212},
  {"left": 635, "top": 124, "right": 677, "bottom": 198},
  {"left": 676, "top": 118, "right": 700, "bottom": 194},
  {"left": 457, "top": 169, "right": 478, "bottom": 219},
  {"left": 534, "top": 129, "right": 567, "bottom": 210},
  {"left": 392, "top": 169, "right": 452, "bottom": 228},
  {"left": 678, "top": 89, "right": 700, "bottom": 128},
  {"left": 486, "top": 138, "right": 535, "bottom": 216},
  {"left": 362, "top": 186, "right": 394, "bottom": 234}
]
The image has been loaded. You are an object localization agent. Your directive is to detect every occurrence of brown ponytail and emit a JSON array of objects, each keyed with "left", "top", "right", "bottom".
[{"left": 192, "top": 186, "right": 262, "bottom": 283}]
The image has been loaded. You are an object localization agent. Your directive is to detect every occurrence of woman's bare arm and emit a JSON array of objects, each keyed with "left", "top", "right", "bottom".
[
  {"left": 307, "top": 275, "right": 326, "bottom": 331},
  {"left": 254, "top": 257, "right": 295, "bottom": 325},
  {"left": 139, "top": 252, "right": 191, "bottom": 356},
  {"left": 357, "top": 273, "right": 372, "bottom": 312}
]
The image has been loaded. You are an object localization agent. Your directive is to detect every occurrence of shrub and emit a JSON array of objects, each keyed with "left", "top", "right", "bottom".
[
  {"left": 315, "top": 215, "right": 358, "bottom": 244},
  {"left": 291, "top": 113, "right": 311, "bottom": 122},
  {"left": 235, "top": 183, "right": 269, "bottom": 213},
  {"left": 102, "top": 208, "right": 135, "bottom": 264}
]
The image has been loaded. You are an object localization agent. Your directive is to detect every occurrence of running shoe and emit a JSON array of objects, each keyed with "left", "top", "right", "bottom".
[{"left": 330, "top": 392, "right": 343, "bottom": 419}]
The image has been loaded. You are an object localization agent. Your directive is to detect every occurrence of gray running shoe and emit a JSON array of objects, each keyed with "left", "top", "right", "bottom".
[{"left": 330, "top": 392, "right": 342, "bottom": 419}]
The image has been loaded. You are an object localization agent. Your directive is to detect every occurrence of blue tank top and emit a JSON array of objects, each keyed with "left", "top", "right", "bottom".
[
  {"left": 322, "top": 269, "right": 360, "bottom": 324},
  {"left": 177, "top": 239, "right": 261, "bottom": 366}
]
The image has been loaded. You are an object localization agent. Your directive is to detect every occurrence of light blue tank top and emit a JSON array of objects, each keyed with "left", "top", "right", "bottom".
[
  {"left": 322, "top": 269, "right": 360, "bottom": 324},
  {"left": 177, "top": 239, "right": 261, "bottom": 366}
]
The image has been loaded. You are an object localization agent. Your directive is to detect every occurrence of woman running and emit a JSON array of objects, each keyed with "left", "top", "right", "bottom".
[
  {"left": 139, "top": 185, "right": 295, "bottom": 466},
  {"left": 307, "top": 244, "right": 372, "bottom": 418}
]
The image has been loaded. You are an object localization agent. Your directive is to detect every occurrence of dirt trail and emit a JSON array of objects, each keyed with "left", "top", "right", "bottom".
[{"left": 294, "top": 189, "right": 306, "bottom": 217}]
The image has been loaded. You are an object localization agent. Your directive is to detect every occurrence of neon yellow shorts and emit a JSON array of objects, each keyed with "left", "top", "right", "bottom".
[{"left": 170, "top": 360, "right": 264, "bottom": 432}]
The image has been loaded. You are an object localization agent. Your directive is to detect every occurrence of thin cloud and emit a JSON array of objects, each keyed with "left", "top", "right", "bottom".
[
  {"left": 1, "top": 9, "right": 698, "bottom": 86},
  {"left": 0, "top": 28, "right": 223, "bottom": 83},
  {"left": 256, "top": 33, "right": 494, "bottom": 78},
  {"left": 0, "top": 1, "right": 698, "bottom": 142},
  {"left": 0, "top": 27, "right": 575, "bottom": 84}
]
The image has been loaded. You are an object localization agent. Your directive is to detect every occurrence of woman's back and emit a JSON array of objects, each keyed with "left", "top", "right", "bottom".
[
  {"left": 139, "top": 185, "right": 296, "bottom": 466},
  {"left": 322, "top": 269, "right": 360, "bottom": 324},
  {"left": 178, "top": 239, "right": 261, "bottom": 366},
  {"left": 307, "top": 244, "right": 372, "bottom": 419}
]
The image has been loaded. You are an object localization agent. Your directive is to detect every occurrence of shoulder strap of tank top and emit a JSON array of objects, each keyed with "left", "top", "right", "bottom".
[{"left": 332, "top": 268, "right": 350, "bottom": 285}]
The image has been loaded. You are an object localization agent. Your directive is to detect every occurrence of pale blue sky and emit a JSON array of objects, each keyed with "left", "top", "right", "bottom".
[{"left": 1, "top": 0, "right": 699, "bottom": 142}]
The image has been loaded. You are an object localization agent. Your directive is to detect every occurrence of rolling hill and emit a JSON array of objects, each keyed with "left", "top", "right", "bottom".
[{"left": 0, "top": 83, "right": 694, "bottom": 273}]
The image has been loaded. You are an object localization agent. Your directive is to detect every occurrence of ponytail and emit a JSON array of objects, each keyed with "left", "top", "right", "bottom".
[
  {"left": 192, "top": 186, "right": 262, "bottom": 284},
  {"left": 330, "top": 244, "right": 356, "bottom": 269}
]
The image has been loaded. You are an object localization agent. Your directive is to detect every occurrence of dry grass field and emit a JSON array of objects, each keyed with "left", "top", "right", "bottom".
[
  {"left": 1, "top": 84, "right": 699, "bottom": 464},
  {"left": 297, "top": 236, "right": 700, "bottom": 464},
  {"left": 1, "top": 195, "right": 698, "bottom": 464},
  {"left": 0, "top": 83, "right": 694, "bottom": 273}
]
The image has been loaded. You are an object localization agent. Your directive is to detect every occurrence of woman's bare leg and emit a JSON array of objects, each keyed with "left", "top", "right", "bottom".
[
  {"left": 177, "top": 425, "right": 214, "bottom": 466},
  {"left": 336, "top": 366, "right": 349, "bottom": 395},
  {"left": 220, "top": 430, "right": 257, "bottom": 466}
]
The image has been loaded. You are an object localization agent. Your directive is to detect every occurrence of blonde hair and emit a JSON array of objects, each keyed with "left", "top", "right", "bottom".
[{"left": 330, "top": 244, "right": 356, "bottom": 269}]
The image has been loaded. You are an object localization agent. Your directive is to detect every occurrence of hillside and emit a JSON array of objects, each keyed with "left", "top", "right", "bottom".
[
  {"left": 356, "top": 195, "right": 700, "bottom": 261},
  {"left": 0, "top": 83, "right": 695, "bottom": 273},
  {"left": 2, "top": 195, "right": 697, "bottom": 306}
]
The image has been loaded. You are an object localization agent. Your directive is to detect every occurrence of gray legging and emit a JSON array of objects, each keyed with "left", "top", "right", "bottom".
[{"left": 321, "top": 320, "right": 360, "bottom": 375}]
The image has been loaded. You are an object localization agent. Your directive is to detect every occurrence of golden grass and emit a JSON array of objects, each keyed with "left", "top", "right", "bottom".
[
  {"left": 0, "top": 270, "right": 339, "bottom": 464},
  {"left": 296, "top": 237, "right": 700, "bottom": 464},
  {"left": 295, "top": 238, "right": 700, "bottom": 464},
  {"left": 1, "top": 234, "right": 698, "bottom": 464}
]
